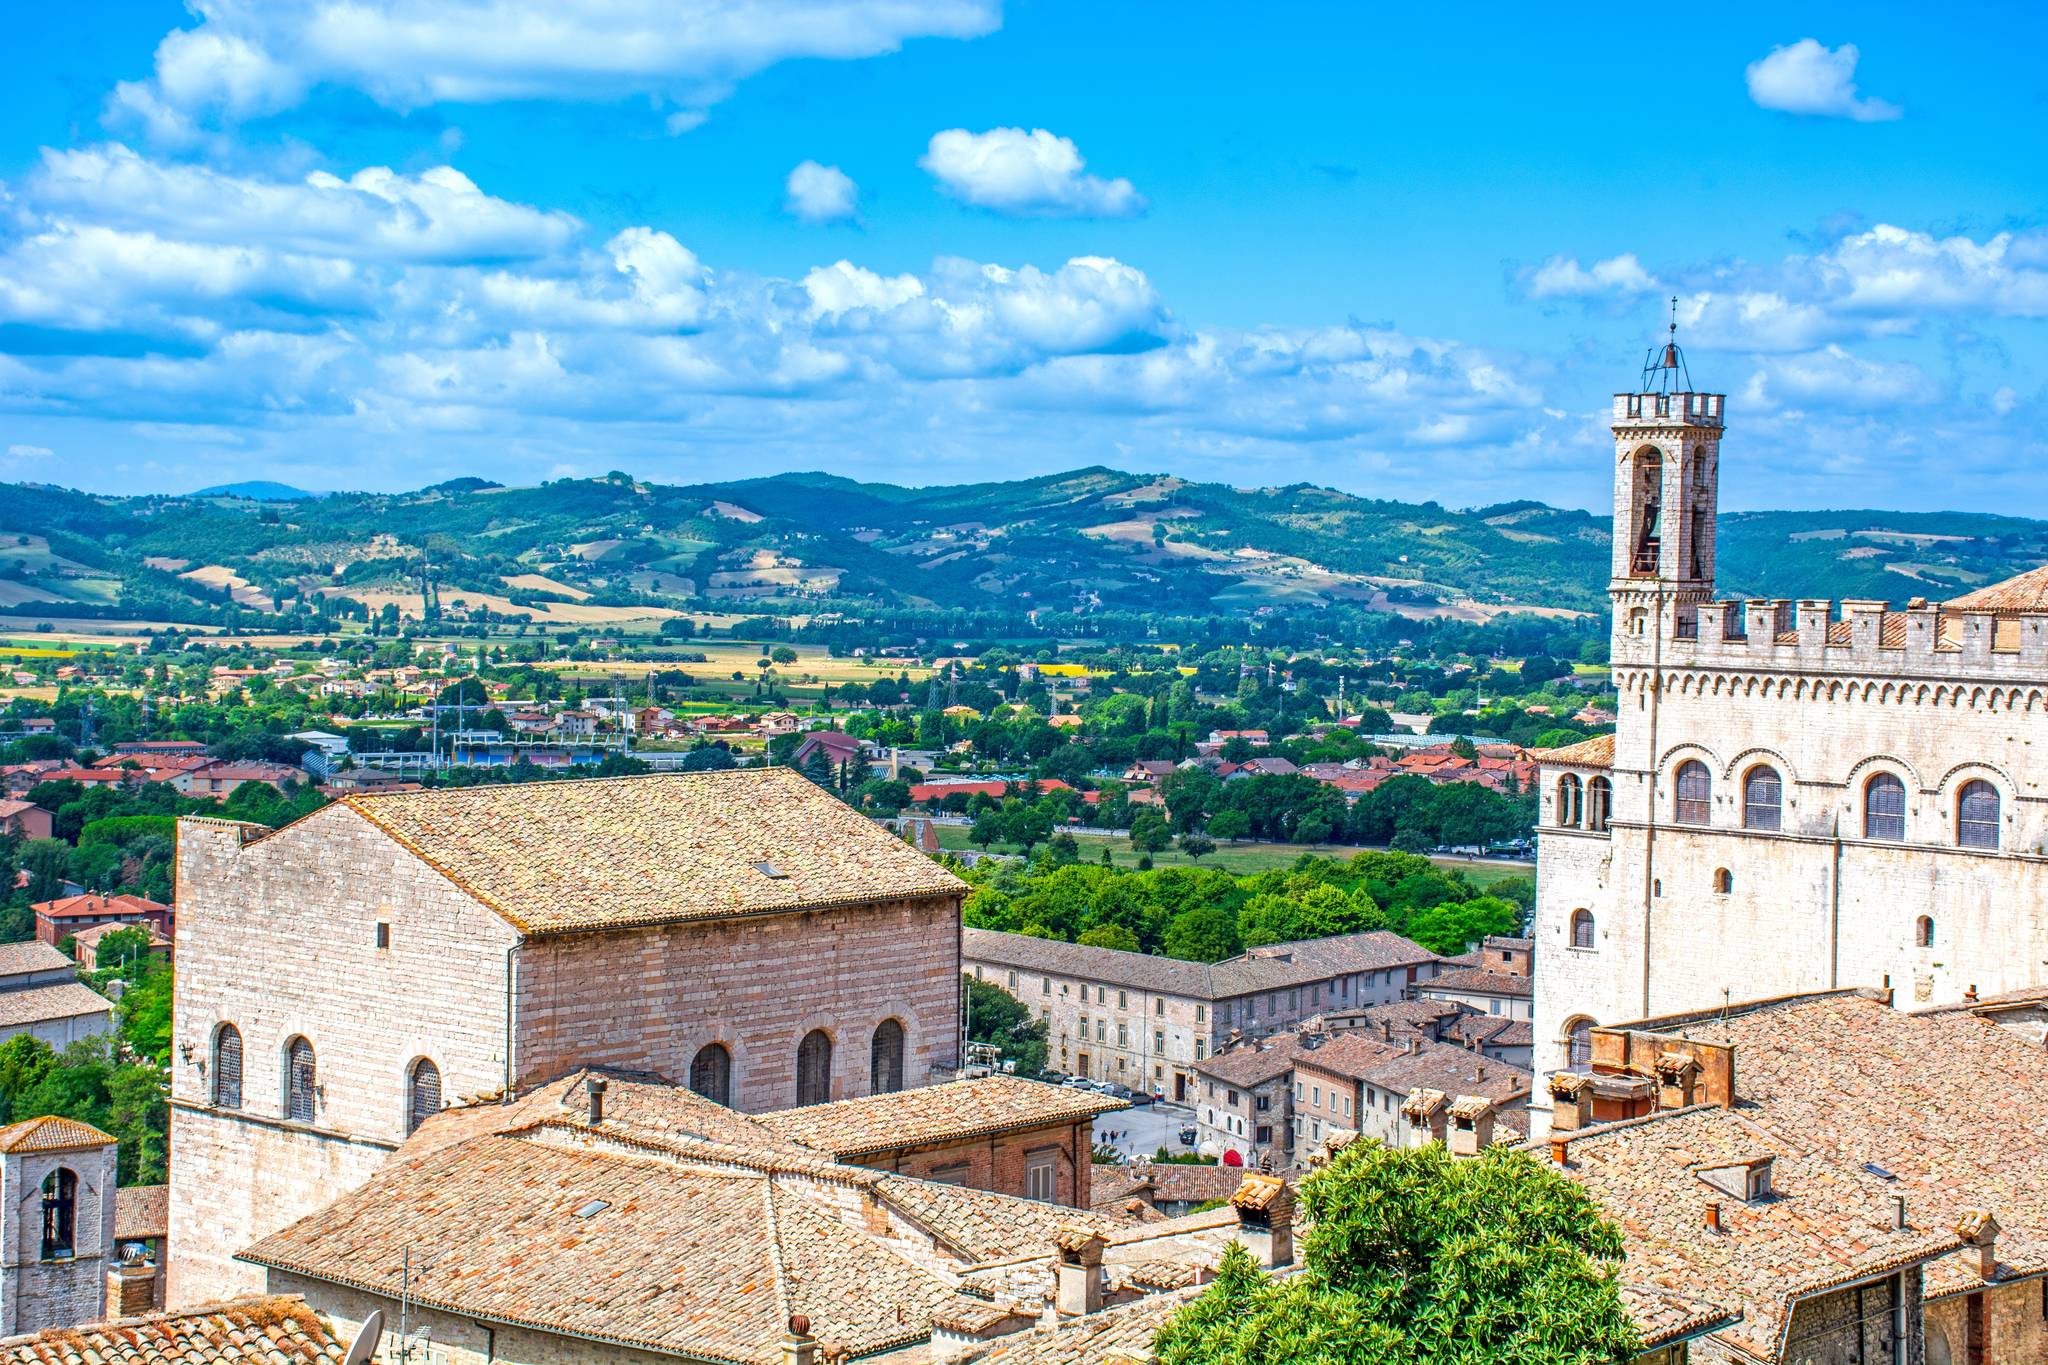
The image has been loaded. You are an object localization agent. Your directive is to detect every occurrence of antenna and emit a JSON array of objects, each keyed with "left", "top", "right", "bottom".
[{"left": 341, "top": 1311, "right": 384, "bottom": 1365}]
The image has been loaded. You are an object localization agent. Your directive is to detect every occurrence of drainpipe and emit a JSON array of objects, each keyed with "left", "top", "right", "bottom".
[{"left": 501, "top": 940, "right": 519, "bottom": 1101}]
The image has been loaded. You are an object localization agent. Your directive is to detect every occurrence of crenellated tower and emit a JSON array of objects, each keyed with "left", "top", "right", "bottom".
[{"left": 1609, "top": 308, "right": 1723, "bottom": 665}]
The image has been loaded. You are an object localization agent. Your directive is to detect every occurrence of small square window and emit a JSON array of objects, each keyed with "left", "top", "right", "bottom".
[{"left": 375, "top": 922, "right": 390, "bottom": 950}]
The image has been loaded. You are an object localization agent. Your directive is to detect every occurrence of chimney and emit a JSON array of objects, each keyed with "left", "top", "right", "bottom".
[
  {"left": 1894, "top": 1196, "right": 1909, "bottom": 1231},
  {"left": 1956, "top": 1210, "right": 2000, "bottom": 1280},
  {"left": 1400, "top": 1089, "right": 1447, "bottom": 1146},
  {"left": 1229, "top": 1175, "right": 1294, "bottom": 1268},
  {"left": 782, "top": 1315, "right": 816, "bottom": 1365},
  {"left": 1548, "top": 1071, "right": 1590, "bottom": 1132},
  {"left": 1654, "top": 1052, "right": 1701, "bottom": 1110},
  {"left": 1052, "top": 1227, "right": 1106, "bottom": 1316},
  {"left": 1548, "top": 1135, "right": 1571, "bottom": 1168},
  {"left": 1446, "top": 1096, "right": 1495, "bottom": 1158},
  {"left": 587, "top": 1075, "right": 607, "bottom": 1126},
  {"left": 1704, "top": 1201, "right": 1721, "bottom": 1233}
]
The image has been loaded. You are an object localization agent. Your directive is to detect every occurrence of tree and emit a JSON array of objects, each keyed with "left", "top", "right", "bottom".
[
  {"left": 1163, "top": 905, "right": 1239, "bottom": 962},
  {"left": 970, "top": 812, "right": 1002, "bottom": 849},
  {"left": 770, "top": 646, "right": 799, "bottom": 665},
  {"left": 799, "top": 747, "right": 834, "bottom": 788},
  {"left": 1128, "top": 810, "right": 1172, "bottom": 855},
  {"left": 963, "top": 973, "right": 1048, "bottom": 1078},
  {"left": 1178, "top": 832, "right": 1216, "bottom": 863},
  {"left": 1207, "top": 810, "right": 1251, "bottom": 842},
  {"left": 680, "top": 743, "right": 740, "bottom": 772},
  {"left": 1154, "top": 1142, "right": 1641, "bottom": 1365},
  {"left": 1078, "top": 923, "right": 1140, "bottom": 952}
]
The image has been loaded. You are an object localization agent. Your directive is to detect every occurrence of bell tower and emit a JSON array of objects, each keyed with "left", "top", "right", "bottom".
[{"left": 1610, "top": 301, "right": 1723, "bottom": 663}]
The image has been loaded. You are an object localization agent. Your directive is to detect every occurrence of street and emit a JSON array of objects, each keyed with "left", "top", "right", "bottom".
[{"left": 1092, "top": 1099, "right": 1196, "bottom": 1161}]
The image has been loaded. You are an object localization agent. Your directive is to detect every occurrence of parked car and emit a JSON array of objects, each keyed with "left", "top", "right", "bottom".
[
  {"left": 1178, "top": 1125, "right": 1198, "bottom": 1146},
  {"left": 1099, "top": 1083, "right": 1136, "bottom": 1101}
]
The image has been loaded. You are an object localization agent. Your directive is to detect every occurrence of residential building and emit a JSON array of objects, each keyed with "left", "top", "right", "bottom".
[
  {"left": 1307, "top": 996, "right": 1534, "bottom": 1069},
  {"left": 1533, "top": 354, "right": 2048, "bottom": 1119},
  {"left": 790, "top": 728, "right": 866, "bottom": 772},
  {"left": 32, "top": 893, "right": 171, "bottom": 949},
  {"left": 1191, "top": 1034, "right": 1302, "bottom": 1168},
  {"left": 1418, "top": 966, "right": 1534, "bottom": 1020},
  {"left": 755, "top": 1075, "right": 1121, "bottom": 1204},
  {"left": 69, "top": 919, "right": 172, "bottom": 968},
  {"left": 172, "top": 761, "right": 302, "bottom": 798},
  {"left": 0, "top": 943, "right": 112, "bottom": 1050},
  {"left": 0, "top": 1116, "right": 117, "bottom": 1337},
  {"left": 1551, "top": 988, "right": 2048, "bottom": 1364},
  {"left": 168, "top": 768, "right": 967, "bottom": 1304},
  {"left": 1292, "top": 1033, "right": 1530, "bottom": 1156},
  {"left": 0, "top": 800, "right": 51, "bottom": 842},
  {"left": 963, "top": 927, "right": 1443, "bottom": 1103}
]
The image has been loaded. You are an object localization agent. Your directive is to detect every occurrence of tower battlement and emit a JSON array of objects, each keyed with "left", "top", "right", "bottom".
[
  {"left": 1612, "top": 391, "right": 1724, "bottom": 427},
  {"left": 1647, "top": 597, "right": 2048, "bottom": 683}
]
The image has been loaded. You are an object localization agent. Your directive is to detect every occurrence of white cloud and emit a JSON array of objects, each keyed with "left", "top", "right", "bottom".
[
  {"left": 6, "top": 445, "right": 54, "bottom": 458},
  {"left": 1525, "top": 253, "right": 1658, "bottom": 299},
  {"left": 1745, "top": 345, "right": 1937, "bottom": 411},
  {"left": 31, "top": 144, "right": 579, "bottom": 263},
  {"left": 664, "top": 110, "right": 708, "bottom": 136},
  {"left": 785, "top": 162, "right": 859, "bottom": 224},
  {"left": 1746, "top": 39, "right": 1901, "bottom": 122},
  {"left": 107, "top": 0, "right": 1001, "bottom": 137},
  {"left": 920, "top": 128, "right": 1143, "bottom": 218}
]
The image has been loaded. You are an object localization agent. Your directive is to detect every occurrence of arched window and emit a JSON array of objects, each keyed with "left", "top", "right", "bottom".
[
  {"left": 1915, "top": 916, "right": 1935, "bottom": 949},
  {"left": 407, "top": 1058, "right": 442, "bottom": 1136},
  {"left": 1863, "top": 773, "right": 1907, "bottom": 841},
  {"left": 870, "top": 1019, "right": 906, "bottom": 1095},
  {"left": 1713, "top": 868, "right": 1733, "bottom": 895},
  {"left": 1586, "top": 777, "right": 1612, "bottom": 833},
  {"left": 1674, "top": 760, "right": 1711, "bottom": 825},
  {"left": 284, "top": 1037, "right": 317, "bottom": 1124},
  {"left": 690, "top": 1043, "right": 732, "bottom": 1107},
  {"left": 213, "top": 1023, "right": 243, "bottom": 1110},
  {"left": 1742, "top": 766, "right": 1782, "bottom": 831},
  {"left": 1564, "top": 1019, "right": 1595, "bottom": 1072},
  {"left": 1570, "top": 909, "right": 1596, "bottom": 950},
  {"left": 39, "top": 1168, "right": 75, "bottom": 1261},
  {"left": 796, "top": 1030, "right": 833, "bottom": 1107},
  {"left": 1958, "top": 780, "right": 2000, "bottom": 850},
  {"left": 1555, "top": 774, "right": 1583, "bottom": 828}
]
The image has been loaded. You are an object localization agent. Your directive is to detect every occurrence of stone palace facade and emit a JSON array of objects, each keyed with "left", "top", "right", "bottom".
[{"left": 1531, "top": 351, "right": 2048, "bottom": 1116}]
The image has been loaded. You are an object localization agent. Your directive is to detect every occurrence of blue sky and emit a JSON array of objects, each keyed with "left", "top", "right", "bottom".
[{"left": 1, "top": 1, "right": 2043, "bottom": 513}]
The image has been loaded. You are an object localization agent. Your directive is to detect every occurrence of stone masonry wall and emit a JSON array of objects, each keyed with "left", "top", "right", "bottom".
[
  {"left": 1534, "top": 663, "right": 2048, "bottom": 1098},
  {"left": 264, "top": 1273, "right": 681, "bottom": 1365},
  {"left": 1, "top": 1142, "right": 116, "bottom": 1337},
  {"left": 169, "top": 810, "right": 522, "bottom": 1306},
  {"left": 513, "top": 896, "right": 962, "bottom": 1110}
]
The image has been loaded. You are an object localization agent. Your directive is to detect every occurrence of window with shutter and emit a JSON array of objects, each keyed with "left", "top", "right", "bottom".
[
  {"left": 1674, "top": 761, "right": 1711, "bottom": 825},
  {"left": 869, "top": 1019, "right": 905, "bottom": 1095},
  {"left": 213, "top": 1024, "right": 243, "bottom": 1110},
  {"left": 1958, "top": 781, "right": 2000, "bottom": 850},
  {"left": 796, "top": 1030, "right": 832, "bottom": 1107},
  {"left": 285, "top": 1037, "right": 316, "bottom": 1123},
  {"left": 408, "top": 1059, "right": 442, "bottom": 1135},
  {"left": 1863, "top": 773, "right": 1906, "bottom": 840},
  {"left": 690, "top": 1043, "right": 732, "bottom": 1107}
]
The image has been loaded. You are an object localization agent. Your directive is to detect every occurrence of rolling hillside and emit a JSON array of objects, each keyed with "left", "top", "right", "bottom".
[{"left": 0, "top": 470, "right": 2041, "bottom": 630}]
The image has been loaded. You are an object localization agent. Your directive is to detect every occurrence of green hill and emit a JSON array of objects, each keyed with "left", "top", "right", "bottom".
[{"left": 0, "top": 470, "right": 2041, "bottom": 631}]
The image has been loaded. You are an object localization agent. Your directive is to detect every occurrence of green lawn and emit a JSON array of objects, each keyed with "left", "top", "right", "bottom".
[{"left": 934, "top": 823, "right": 1533, "bottom": 885}]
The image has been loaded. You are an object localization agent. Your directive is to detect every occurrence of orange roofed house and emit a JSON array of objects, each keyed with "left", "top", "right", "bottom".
[
  {"left": 167, "top": 768, "right": 970, "bottom": 1306},
  {"left": 32, "top": 891, "right": 171, "bottom": 948}
]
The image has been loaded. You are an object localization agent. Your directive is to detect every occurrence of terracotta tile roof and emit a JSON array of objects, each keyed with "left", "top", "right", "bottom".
[
  {"left": 954, "top": 1286, "right": 1198, "bottom": 1363},
  {"left": 241, "top": 1133, "right": 960, "bottom": 1365},
  {"left": 876, "top": 1176, "right": 1128, "bottom": 1263},
  {"left": 323, "top": 769, "right": 966, "bottom": 935},
  {"left": 1192, "top": 1034, "right": 1309, "bottom": 1087},
  {"left": 1538, "top": 734, "right": 1614, "bottom": 768},
  {"left": 1420, "top": 967, "right": 1534, "bottom": 998},
  {"left": 1618, "top": 992, "right": 2048, "bottom": 1301},
  {"left": 756, "top": 1076, "right": 1125, "bottom": 1160},
  {"left": 1555, "top": 1105, "right": 1960, "bottom": 1363},
  {"left": 115, "top": 1184, "right": 169, "bottom": 1241},
  {"left": 0, "top": 1115, "right": 114, "bottom": 1153},
  {"left": 30, "top": 892, "right": 169, "bottom": 921},
  {"left": 1116, "top": 1161, "right": 1247, "bottom": 1207},
  {"left": 0, "top": 983, "right": 115, "bottom": 1029},
  {"left": 965, "top": 928, "right": 1439, "bottom": 1002},
  {"left": 0, "top": 1296, "right": 343, "bottom": 1365},
  {"left": 1946, "top": 565, "right": 2048, "bottom": 614},
  {"left": 0, "top": 941, "right": 77, "bottom": 977},
  {"left": 1617, "top": 1284, "right": 1742, "bottom": 1348}
]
